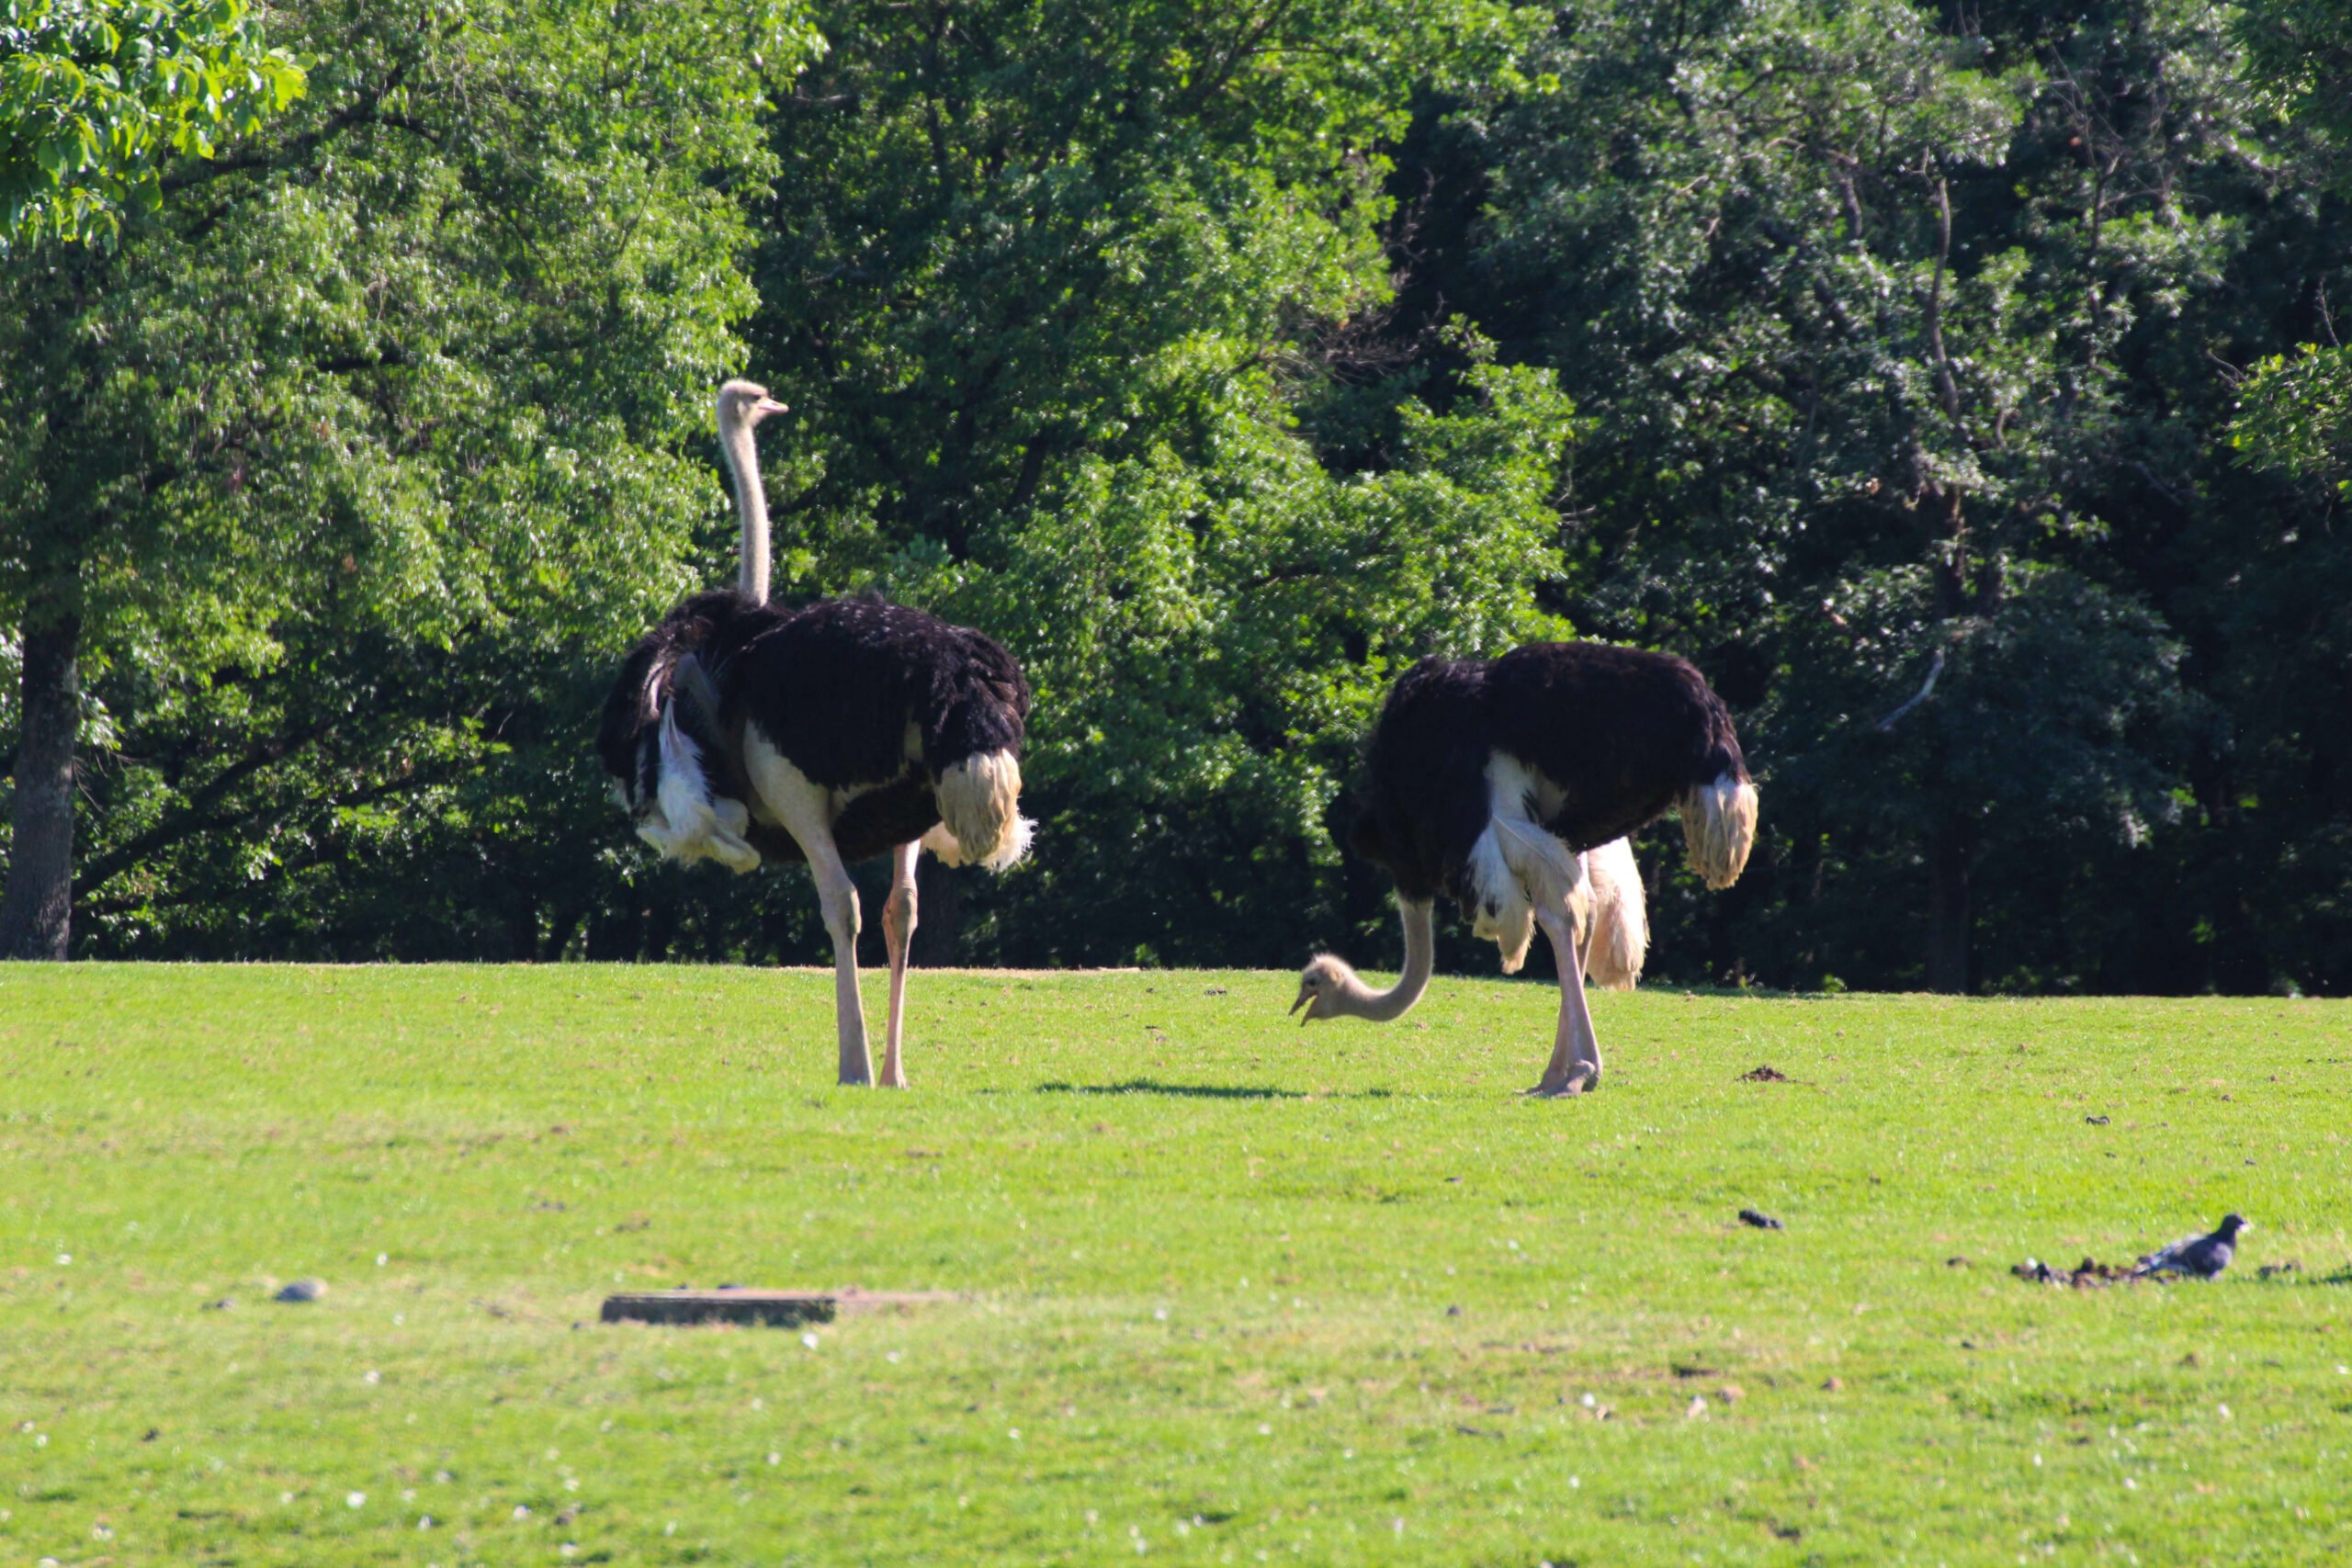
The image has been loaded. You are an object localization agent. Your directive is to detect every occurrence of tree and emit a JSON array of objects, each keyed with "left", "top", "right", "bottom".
[
  {"left": 2233, "top": 0, "right": 2352, "bottom": 486},
  {"left": 1, "top": 0, "right": 305, "bottom": 250},
  {"left": 733, "top": 0, "right": 1579, "bottom": 965},
  {"left": 0, "top": 0, "right": 822, "bottom": 958},
  {"left": 1452, "top": 0, "right": 2263, "bottom": 989}
]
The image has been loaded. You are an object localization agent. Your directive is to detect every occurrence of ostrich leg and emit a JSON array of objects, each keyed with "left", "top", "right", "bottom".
[
  {"left": 878, "top": 840, "right": 921, "bottom": 1089},
  {"left": 803, "top": 831, "right": 874, "bottom": 1086},
  {"left": 743, "top": 735, "right": 874, "bottom": 1086},
  {"left": 1524, "top": 903, "right": 1604, "bottom": 1097}
]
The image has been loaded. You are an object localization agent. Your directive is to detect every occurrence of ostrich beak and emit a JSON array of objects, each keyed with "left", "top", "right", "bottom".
[{"left": 755, "top": 396, "right": 788, "bottom": 418}]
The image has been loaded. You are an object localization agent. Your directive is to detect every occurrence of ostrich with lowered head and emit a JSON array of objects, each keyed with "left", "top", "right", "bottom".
[
  {"left": 1291, "top": 642, "right": 1755, "bottom": 1096},
  {"left": 596, "top": 379, "right": 1033, "bottom": 1089}
]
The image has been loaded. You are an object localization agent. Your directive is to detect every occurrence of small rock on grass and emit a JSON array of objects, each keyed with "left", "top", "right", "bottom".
[
  {"left": 275, "top": 1279, "right": 327, "bottom": 1303},
  {"left": 2011, "top": 1257, "right": 2138, "bottom": 1288}
]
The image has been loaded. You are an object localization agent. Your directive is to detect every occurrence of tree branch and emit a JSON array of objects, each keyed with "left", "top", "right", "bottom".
[
  {"left": 74, "top": 722, "right": 338, "bottom": 894},
  {"left": 1875, "top": 648, "right": 1946, "bottom": 731}
]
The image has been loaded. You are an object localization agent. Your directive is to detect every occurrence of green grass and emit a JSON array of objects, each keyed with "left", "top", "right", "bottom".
[{"left": 4, "top": 964, "right": 2349, "bottom": 1565}]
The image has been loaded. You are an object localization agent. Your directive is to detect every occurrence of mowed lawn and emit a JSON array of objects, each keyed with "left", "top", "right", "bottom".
[{"left": 3, "top": 966, "right": 2348, "bottom": 1565}]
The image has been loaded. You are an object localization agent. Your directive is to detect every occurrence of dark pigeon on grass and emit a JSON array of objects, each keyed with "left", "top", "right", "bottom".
[{"left": 2132, "top": 1213, "right": 2249, "bottom": 1280}]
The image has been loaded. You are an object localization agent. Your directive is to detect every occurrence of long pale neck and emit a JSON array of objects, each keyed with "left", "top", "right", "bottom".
[
  {"left": 718, "top": 410, "right": 771, "bottom": 602},
  {"left": 1336, "top": 898, "right": 1435, "bottom": 1021}
]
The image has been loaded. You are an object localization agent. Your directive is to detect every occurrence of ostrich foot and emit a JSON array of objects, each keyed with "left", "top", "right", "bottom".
[
  {"left": 876, "top": 1062, "right": 909, "bottom": 1090},
  {"left": 1521, "top": 1065, "right": 1601, "bottom": 1098}
]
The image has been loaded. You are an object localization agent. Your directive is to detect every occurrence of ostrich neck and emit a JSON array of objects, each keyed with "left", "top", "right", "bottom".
[
  {"left": 718, "top": 411, "right": 771, "bottom": 602},
  {"left": 1336, "top": 898, "right": 1435, "bottom": 1021}
]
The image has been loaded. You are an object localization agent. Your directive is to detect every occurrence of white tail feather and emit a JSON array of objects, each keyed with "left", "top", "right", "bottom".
[
  {"left": 639, "top": 708, "right": 761, "bottom": 874},
  {"left": 926, "top": 750, "right": 1031, "bottom": 873},
  {"left": 1679, "top": 772, "right": 1758, "bottom": 890},
  {"left": 1580, "top": 837, "right": 1648, "bottom": 990},
  {"left": 921, "top": 811, "right": 1035, "bottom": 873}
]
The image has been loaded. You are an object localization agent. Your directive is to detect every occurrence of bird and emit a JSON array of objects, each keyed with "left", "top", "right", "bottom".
[
  {"left": 2132, "top": 1213, "right": 2249, "bottom": 1280},
  {"left": 596, "top": 378, "right": 1034, "bottom": 1089},
  {"left": 1291, "top": 641, "right": 1757, "bottom": 1097}
]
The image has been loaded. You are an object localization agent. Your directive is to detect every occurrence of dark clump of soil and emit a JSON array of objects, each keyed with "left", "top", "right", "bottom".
[
  {"left": 1738, "top": 1065, "right": 1789, "bottom": 1083},
  {"left": 2258, "top": 1259, "right": 2303, "bottom": 1280},
  {"left": 2011, "top": 1256, "right": 2140, "bottom": 1289}
]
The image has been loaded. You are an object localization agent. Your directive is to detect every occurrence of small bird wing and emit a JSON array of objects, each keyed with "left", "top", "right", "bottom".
[{"left": 2132, "top": 1233, "right": 2201, "bottom": 1275}]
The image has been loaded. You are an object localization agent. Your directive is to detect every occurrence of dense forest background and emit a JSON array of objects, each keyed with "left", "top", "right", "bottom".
[{"left": 4, "top": 0, "right": 2349, "bottom": 994}]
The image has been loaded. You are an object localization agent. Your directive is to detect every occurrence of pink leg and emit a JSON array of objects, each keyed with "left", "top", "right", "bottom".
[
  {"left": 878, "top": 840, "right": 919, "bottom": 1089},
  {"left": 1522, "top": 905, "right": 1603, "bottom": 1097}
]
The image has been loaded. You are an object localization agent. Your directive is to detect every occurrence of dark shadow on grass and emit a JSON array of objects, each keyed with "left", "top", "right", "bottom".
[
  {"left": 1035, "top": 1078, "right": 1304, "bottom": 1100},
  {"left": 2253, "top": 1264, "right": 2352, "bottom": 1286}
]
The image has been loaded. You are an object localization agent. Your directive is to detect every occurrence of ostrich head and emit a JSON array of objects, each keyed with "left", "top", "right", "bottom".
[
  {"left": 1289, "top": 902, "right": 1435, "bottom": 1025},
  {"left": 718, "top": 378, "right": 789, "bottom": 427},
  {"left": 1290, "top": 954, "right": 1356, "bottom": 1024}
]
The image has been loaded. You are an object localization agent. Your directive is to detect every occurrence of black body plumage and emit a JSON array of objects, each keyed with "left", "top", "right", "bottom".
[
  {"left": 597, "top": 591, "right": 1031, "bottom": 866},
  {"left": 1348, "top": 641, "right": 1751, "bottom": 910}
]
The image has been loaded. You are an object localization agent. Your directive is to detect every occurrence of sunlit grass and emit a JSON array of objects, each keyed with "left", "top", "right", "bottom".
[{"left": 4, "top": 964, "right": 2348, "bottom": 1563}]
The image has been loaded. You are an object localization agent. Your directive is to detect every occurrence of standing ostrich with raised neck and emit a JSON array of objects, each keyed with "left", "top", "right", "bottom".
[
  {"left": 1292, "top": 643, "right": 1755, "bottom": 1097},
  {"left": 596, "top": 378, "right": 1033, "bottom": 1088}
]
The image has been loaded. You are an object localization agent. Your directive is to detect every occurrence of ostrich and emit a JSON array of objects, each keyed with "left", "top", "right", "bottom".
[
  {"left": 595, "top": 379, "right": 1034, "bottom": 1089},
  {"left": 1290, "top": 643, "right": 1756, "bottom": 1096}
]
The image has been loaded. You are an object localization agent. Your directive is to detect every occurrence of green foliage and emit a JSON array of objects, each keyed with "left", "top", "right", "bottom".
[
  {"left": 1455, "top": 0, "right": 2341, "bottom": 990},
  {"left": 2237, "top": 0, "right": 2352, "bottom": 135},
  {"left": 0, "top": 0, "right": 305, "bottom": 249},
  {"left": 982, "top": 357, "right": 1576, "bottom": 964},
  {"left": 2235, "top": 343, "right": 2352, "bottom": 484},
  {"left": 738, "top": 0, "right": 1571, "bottom": 965},
  {"left": 5, "top": 965, "right": 2350, "bottom": 1560},
  {"left": 3, "top": 0, "right": 2348, "bottom": 992},
  {"left": 2231, "top": 4, "right": 2352, "bottom": 484},
  {"left": 0, "top": 0, "right": 826, "bottom": 953}
]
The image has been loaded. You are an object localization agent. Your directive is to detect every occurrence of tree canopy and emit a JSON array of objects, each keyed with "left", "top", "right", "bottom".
[
  {"left": 4, "top": 0, "right": 2348, "bottom": 993},
  {"left": 1, "top": 0, "right": 306, "bottom": 249}
]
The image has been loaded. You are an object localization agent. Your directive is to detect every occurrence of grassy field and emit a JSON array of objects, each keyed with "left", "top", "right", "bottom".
[{"left": 2, "top": 964, "right": 2348, "bottom": 1565}]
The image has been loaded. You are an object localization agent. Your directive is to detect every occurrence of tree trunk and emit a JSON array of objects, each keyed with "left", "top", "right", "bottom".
[
  {"left": 1925, "top": 827, "right": 1973, "bottom": 994},
  {"left": 0, "top": 613, "right": 84, "bottom": 961}
]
